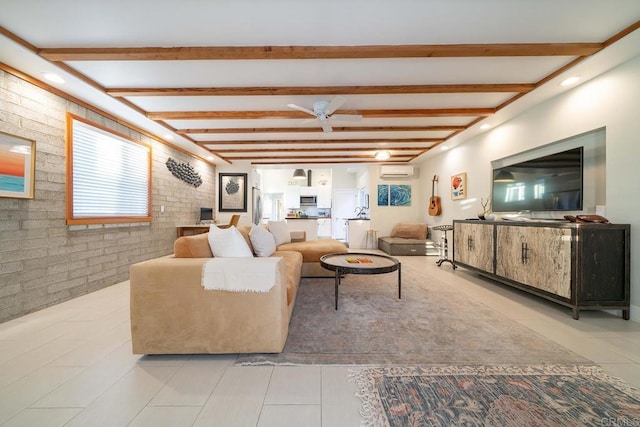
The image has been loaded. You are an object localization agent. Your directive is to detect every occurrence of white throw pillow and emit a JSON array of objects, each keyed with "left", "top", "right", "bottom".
[
  {"left": 268, "top": 220, "right": 291, "bottom": 246},
  {"left": 208, "top": 225, "right": 253, "bottom": 257},
  {"left": 249, "top": 224, "right": 276, "bottom": 257}
]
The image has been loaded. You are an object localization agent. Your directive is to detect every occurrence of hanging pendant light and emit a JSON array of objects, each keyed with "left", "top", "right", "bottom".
[
  {"left": 494, "top": 170, "right": 515, "bottom": 182},
  {"left": 293, "top": 169, "right": 307, "bottom": 180}
]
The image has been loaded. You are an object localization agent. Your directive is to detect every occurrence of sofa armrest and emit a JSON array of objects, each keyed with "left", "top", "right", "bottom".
[{"left": 130, "top": 256, "right": 289, "bottom": 354}]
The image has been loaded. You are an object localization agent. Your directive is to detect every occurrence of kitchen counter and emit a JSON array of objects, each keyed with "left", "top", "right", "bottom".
[
  {"left": 348, "top": 219, "right": 371, "bottom": 249},
  {"left": 286, "top": 216, "right": 331, "bottom": 219},
  {"left": 285, "top": 218, "right": 319, "bottom": 240}
]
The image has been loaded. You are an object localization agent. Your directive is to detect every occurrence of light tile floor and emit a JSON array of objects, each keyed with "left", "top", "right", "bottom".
[{"left": 1, "top": 256, "right": 639, "bottom": 426}]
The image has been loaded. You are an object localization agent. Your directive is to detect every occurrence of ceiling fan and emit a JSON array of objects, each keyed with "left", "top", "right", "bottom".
[{"left": 286, "top": 96, "right": 362, "bottom": 132}]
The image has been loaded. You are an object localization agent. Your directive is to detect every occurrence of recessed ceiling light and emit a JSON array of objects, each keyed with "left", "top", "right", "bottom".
[
  {"left": 560, "top": 76, "right": 580, "bottom": 87},
  {"left": 43, "top": 73, "right": 64, "bottom": 84},
  {"left": 440, "top": 145, "right": 449, "bottom": 151},
  {"left": 480, "top": 124, "right": 491, "bottom": 130},
  {"left": 375, "top": 151, "right": 390, "bottom": 160},
  {"left": 207, "top": 156, "right": 215, "bottom": 161},
  {"left": 164, "top": 134, "right": 174, "bottom": 140}
]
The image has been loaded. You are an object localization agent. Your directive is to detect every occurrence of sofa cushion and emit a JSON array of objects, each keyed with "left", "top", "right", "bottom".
[
  {"left": 277, "top": 239, "right": 347, "bottom": 263},
  {"left": 268, "top": 220, "right": 291, "bottom": 246},
  {"left": 174, "top": 232, "right": 213, "bottom": 258},
  {"left": 249, "top": 224, "right": 276, "bottom": 257},
  {"left": 390, "top": 222, "right": 428, "bottom": 240},
  {"left": 208, "top": 225, "right": 253, "bottom": 258}
]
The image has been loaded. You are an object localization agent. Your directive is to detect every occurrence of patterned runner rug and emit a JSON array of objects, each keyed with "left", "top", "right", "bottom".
[
  {"left": 350, "top": 365, "right": 640, "bottom": 427},
  {"left": 236, "top": 262, "right": 588, "bottom": 365}
]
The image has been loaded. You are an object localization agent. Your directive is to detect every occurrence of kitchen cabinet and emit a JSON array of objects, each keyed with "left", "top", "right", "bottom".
[
  {"left": 299, "top": 186, "right": 317, "bottom": 196},
  {"left": 284, "top": 185, "right": 300, "bottom": 209},
  {"left": 317, "top": 186, "right": 331, "bottom": 208},
  {"left": 317, "top": 218, "right": 331, "bottom": 238},
  {"left": 348, "top": 219, "right": 370, "bottom": 249},
  {"left": 453, "top": 220, "right": 630, "bottom": 319}
]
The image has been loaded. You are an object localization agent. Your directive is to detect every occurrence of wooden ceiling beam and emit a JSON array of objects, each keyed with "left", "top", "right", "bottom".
[
  {"left": 251, "top": 159, "right": 408, "bottom": 165},
  {"left": 211, "top": 146, "right": 423, "bottom": 154},
  {"left": 225, "top": 154, "right": 413, "bottom": 160},
  {"left": 109, "top": 84, "right": 534, "bottom": 97},
  {"left": 40, "top": 43, "right": 601, "bottom": 61},
  {"left": 148, "top": 108, "right": 493, "bottom": 120},
  {"left": 196, "top": 138, "right": 444, "bottom": 145},
  {"left": 178, "top": 125, "right": 464, "bottom": 134}
]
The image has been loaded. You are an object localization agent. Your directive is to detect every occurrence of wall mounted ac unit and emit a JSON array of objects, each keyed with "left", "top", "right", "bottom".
[{"left": 379, "top": 165, "right": 415, "bottom": 178}]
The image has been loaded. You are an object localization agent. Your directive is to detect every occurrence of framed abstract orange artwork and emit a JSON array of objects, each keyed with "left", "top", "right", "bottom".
[
  {"left": 451, "top": 172, "right": 467, "bottom": 200},
  {"left": 0, "top": 132, "right": 35, "bottom": 199}
]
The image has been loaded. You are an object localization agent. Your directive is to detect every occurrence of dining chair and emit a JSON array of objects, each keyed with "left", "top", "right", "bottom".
[{"left": 218, "top": 214, "right": 240, "bottom": 229}]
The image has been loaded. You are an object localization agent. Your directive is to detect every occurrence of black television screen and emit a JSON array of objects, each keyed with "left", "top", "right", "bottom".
[
  {"left": 199, "top": 207, "right": 213, "bottom": 222},
  {"left": 492, "top": 147, "right": 583, "bottom": 212}
]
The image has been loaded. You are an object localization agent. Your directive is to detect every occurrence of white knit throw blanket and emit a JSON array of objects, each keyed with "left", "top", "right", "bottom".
[{"left": 201, "top": 257, "right": 281, "bottom": 292}]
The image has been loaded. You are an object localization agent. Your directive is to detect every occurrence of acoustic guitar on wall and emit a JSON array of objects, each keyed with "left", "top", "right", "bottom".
[{"left": 428, "top": 175, "right": 442, "bottom": 216}]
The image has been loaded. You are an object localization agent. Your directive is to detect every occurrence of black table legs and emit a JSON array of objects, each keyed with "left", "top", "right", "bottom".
[
  {"left": 334, "top": 268, "right": 341, "bottom": 310},
  {"left": 435, "top": 228, "right": 457, "bottom": 269}
]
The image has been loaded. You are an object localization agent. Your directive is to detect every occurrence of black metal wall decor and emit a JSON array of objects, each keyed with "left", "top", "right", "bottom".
[{"left": 165, "top": 158, "right": 203, "bottom": 187}]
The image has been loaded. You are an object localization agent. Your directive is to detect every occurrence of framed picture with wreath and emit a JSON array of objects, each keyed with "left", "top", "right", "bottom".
[{"left": 219, "top": 173, "right": 247, "bottom": 212}]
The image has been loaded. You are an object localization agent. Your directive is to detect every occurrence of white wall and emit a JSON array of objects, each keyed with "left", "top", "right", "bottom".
[
  {"left": 368, "top": 165, "right": 425, "bottom": 238},
  {"left": 331, "top": 167, "right": 357, "bottom": 190},
  {"left": 418, "top": 55, "right": 640, "bottom": 320},
  {"left": 216, "top": 162, "right": 255, "bottom": 227}
]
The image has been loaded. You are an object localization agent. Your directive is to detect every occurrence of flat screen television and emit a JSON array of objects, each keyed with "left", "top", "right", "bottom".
[
  {"left": 199, "top": 207, "right": 213, "bottom": 222},
  {"left": 492, "top": 147, "right": 583, "bottom": 212}
]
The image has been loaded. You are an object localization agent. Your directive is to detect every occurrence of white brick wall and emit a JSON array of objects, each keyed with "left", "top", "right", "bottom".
[{"left": 0, "top": 70, "right": 216, "bottom": 322}]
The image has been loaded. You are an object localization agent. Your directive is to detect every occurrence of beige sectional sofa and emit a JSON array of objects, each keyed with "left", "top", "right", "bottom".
[{"left": 129, "top": 226, "right": 346, "bottom": 355}]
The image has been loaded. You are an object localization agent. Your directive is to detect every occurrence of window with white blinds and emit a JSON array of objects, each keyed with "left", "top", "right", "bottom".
[{"left": 67, "top": 114, "right": 152, "bottom": 225}]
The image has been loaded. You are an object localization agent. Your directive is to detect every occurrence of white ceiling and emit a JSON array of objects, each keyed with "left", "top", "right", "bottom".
[{"left": 1, "top": 1, "right": 639, "bottom": 166}]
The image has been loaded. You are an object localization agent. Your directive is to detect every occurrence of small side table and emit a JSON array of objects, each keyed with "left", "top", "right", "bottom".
[{"left": 432, "top": 225, "right": 456, "bottom": 269}]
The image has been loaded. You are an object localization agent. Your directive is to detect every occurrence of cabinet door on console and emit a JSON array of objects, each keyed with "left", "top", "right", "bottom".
[
  {"left": 496, "top": 226, "right": 572, "bottom": 299},
  {"left": 578, "top": 227, "right": 628, "bottom": 303},
  {"left": 453, "top": 222, "right": 494, "bottom": 273}
]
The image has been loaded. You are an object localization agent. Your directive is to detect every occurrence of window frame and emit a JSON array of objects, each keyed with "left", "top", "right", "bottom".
[{"left": 65, "top": 113, "right": 152, "bottom": 225}]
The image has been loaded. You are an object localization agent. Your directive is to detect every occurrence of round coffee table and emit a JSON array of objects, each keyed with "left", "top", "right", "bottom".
[{"left": 320, "top": 252, "right": 401, "bottom": 310}]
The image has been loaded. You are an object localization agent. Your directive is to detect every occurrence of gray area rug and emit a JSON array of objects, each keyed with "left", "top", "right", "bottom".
[{"left": 236, "top": 262, "right": 589, "bottom": 365}]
